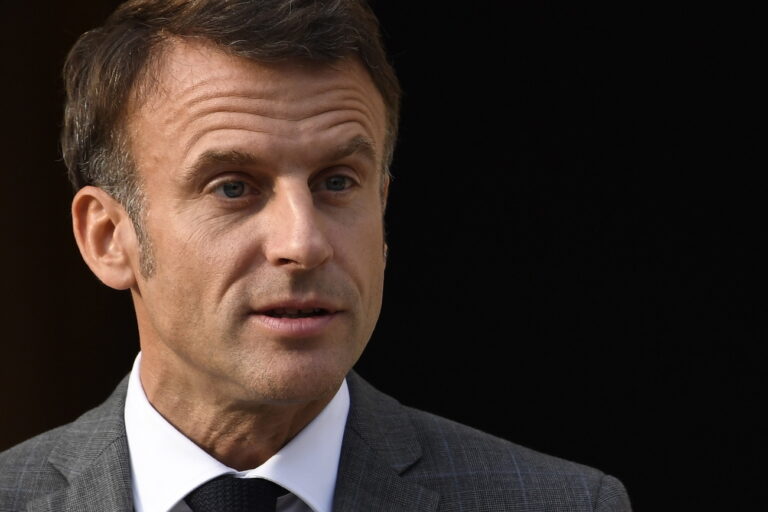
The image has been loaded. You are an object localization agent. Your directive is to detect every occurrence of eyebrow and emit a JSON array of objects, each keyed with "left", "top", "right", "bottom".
[
  {"left": 182, "top": 135, "right": 378, "bottom": 184},
  {"left": 328, "top": 135, "right": 377, "bottom": 165},
  {"left": 181, "top": 149, "right": 262, "bottom": 185}
]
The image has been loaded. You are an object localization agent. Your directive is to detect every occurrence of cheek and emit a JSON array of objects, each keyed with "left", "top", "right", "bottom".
[
  {"left": 345, "top": 219, "right": 386, "bottom": 304},
  {"left": 152, "top": 210, "right": 248, "bottom": 277},
  {"left": 143, "top": 227, "right": 230, "bottom": 318}
]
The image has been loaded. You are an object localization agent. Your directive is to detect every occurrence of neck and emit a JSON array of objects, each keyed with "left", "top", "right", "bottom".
[{"left": 138, "top": 352, "right": 336, "bottom": 470}]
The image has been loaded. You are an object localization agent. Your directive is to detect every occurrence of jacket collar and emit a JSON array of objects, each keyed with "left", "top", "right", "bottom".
[
  {"left": 27, "top": 375, "right": 133, "bottom": 512},
  {"left": 333, "top": 371, "right": 439, "bottom": 512}
]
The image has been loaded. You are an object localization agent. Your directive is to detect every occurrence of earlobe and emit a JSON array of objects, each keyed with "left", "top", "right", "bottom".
[{"left": 72, "top": 186, "right": 138, "bottom": 290}]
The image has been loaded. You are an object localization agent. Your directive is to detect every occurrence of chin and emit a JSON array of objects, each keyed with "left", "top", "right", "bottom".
[{"left": 241, "top": 354, "right": 352, "bottom": 405}]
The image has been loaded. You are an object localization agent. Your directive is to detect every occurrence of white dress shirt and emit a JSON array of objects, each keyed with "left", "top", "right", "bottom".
[{"left": 124, "top": 354, "right": 349, "bottom": 512}]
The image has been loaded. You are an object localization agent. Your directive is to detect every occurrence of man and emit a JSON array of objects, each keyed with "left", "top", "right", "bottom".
[{"left": 0, "top": 1, "right": 631, "bottom": 511}]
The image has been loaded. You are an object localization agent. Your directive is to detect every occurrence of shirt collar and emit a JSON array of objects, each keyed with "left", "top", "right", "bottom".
[{"left": 124, "top": 353, "right": 349, "bottom": 512}]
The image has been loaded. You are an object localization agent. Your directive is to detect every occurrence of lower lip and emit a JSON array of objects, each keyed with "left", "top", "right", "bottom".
[{"left": 249, "top": 312, "right": 339, "bottom": 338}]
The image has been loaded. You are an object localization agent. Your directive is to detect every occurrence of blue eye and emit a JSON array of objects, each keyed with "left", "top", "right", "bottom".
[
  {"left": 219, "top": 181, "right": 246, "bottom": 198},
  {"left": 325, "top": 176, "right": 351, "bottom": 191}
]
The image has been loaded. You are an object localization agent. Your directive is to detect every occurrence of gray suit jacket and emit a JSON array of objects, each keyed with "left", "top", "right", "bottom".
[{"left": 0, "top": 371, "right": 631, "bottom": 511}]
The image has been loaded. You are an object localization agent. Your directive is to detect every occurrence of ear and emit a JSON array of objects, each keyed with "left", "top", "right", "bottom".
[{"left": 72, "top": 186, "right": 139, "bottom": 290}]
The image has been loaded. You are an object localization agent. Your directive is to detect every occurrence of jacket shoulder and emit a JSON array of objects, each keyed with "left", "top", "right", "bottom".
[
  {"left": 406, "top": 404, "right": 600, "bottom": 475},
  {"left": 346, "top": 372, "right": 631, "bottom": 510},
  {"left": 403, "top": 405, "right": 631, "bottom": 511},
  {"left": 0, "top": 375, "right": 130, "bottom": 512},
  {"left": 0, "top": 425, "right": 70, "bottom": 510}
]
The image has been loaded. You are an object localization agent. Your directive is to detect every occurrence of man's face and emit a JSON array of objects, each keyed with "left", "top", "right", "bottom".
[{"left": 126, "top": 40, "right": 388, "bottom": 404}]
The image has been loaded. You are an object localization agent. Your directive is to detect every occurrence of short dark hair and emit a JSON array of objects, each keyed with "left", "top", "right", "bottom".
[{"left": 61, "top": 0, "right": 400, "bottom": 263}]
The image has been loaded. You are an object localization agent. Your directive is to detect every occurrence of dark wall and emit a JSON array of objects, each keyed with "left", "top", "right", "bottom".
[
  {"left": 1, "top": 0, "right": 141, "bottom": 448},
  {"left": 0, "top": 2, "right": 759, "bottom": 510}
]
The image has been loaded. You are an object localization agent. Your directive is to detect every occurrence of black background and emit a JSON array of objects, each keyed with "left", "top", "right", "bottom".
[{"left": 0, "top": 2, "right": 761, "bottom": 510}]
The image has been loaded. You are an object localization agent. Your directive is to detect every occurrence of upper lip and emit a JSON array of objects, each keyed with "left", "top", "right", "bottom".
[{"left": 252, "top": 299, "right": 341, "bottom": 314}]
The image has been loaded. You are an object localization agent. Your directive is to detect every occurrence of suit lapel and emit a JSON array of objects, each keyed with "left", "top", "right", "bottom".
[
  {"left": 333, "top": 372, "right": 439, "bottom": 512},
  {"left": 27, "top": 376, "right": 133, "bottom": 512}
]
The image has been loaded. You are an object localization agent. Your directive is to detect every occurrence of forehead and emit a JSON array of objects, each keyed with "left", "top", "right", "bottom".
[
  {"left": 127, "top": 40, "right": 387, "bottom": 162},
  {"left": 145, "top": 39, "right": 378, "bottom": 103}
]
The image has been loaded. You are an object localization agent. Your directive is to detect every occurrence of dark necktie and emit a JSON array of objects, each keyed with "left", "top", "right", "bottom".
[{"left": 185, "top": 474, "right": 287, "bottom": 512}]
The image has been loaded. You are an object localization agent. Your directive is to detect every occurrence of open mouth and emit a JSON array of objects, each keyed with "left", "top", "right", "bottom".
[
  {"left": 252, "top": 304, "right": 338, "bottom": 335},
  {"left": 262, "top": 308, "right": 331, "bottom": 319}
]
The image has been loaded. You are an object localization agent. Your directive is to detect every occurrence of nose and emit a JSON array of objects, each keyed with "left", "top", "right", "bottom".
[{"left": 262, "top": 181, "right": 333, "bottom": 270}]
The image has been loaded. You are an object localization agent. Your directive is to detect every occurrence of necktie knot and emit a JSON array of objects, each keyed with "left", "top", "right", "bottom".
[{"left": 186, "top": 474, "right": 287, "bottom": 512}]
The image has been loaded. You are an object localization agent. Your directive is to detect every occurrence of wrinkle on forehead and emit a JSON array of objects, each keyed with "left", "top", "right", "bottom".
[
  {"left": 179, "top": 91, "right": 377, "bottom": 124},
  {"left": 180, "top": 110, "right": 380, "bottom": 157},
  {"left": 141, "top": 38, "right": 383, "bottom": 119},
  {"left": 129, "top": 38, "right": 386, "bottom": 169},
  {"left": 178, "top": 92, "right": 378, "bottom": 149}
]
